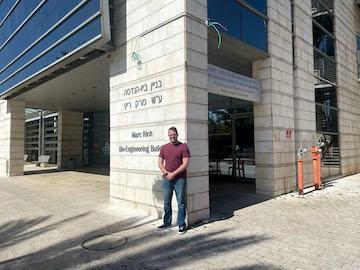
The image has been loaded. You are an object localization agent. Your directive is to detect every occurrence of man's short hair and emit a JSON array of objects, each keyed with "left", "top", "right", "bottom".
[{"left": 168, "top": 127, "right": 178, "bottom": 134}]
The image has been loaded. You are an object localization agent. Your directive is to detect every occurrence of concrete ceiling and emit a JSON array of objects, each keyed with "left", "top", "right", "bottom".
[{"left": 12, "top": 54, "right": 110, "bottom": 112}]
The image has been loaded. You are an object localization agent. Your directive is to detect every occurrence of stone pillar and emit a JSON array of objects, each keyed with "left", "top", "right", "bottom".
[
  {"left": 109, "top": 0, "right": 209, "bottom": 224},
  {"left": 335, "top": 1, "right": 360, "bottom": 175},
  {"left": 57, "top": 111, "right": 83, "bottom": 169},
  {"left": 0, "top": 100, "right": 25, "bottom": 177},
  {"left": 292, "top": 0, "right": 317, "bottom": 187},
  {"left": 252, "top": 0, "right": 296, "bottom": 196}
]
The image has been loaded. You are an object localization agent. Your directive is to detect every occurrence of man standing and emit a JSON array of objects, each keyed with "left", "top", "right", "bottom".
[{"left": 158, "top": 127, "right": 190, "bottom": 234}]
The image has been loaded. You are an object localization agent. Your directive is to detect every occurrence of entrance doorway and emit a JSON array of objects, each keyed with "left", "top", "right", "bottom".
[
  {"left": 208, "top": 94, "right": 255, "bottom": 183},
  {"left": 208, "top": 93, "right": 257, "bottom": 217}
]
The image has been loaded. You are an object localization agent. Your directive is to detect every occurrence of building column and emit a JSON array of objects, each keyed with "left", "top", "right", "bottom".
[
  {"left": 57, "top": 111, "right": 83, "bottom": 169},
  {"left": 335, "top": 1, "right": 360, "bottom": 175},
  {"left": 109, "top": 0, "right": 209, "bottom": 224},
  {"left": 252, "top": 0, "right": 296, "bottom": 196},
  {"left": 0, "top": 100, "right": 25, "bottom": 177},
  {"left": 292, "top": 0, "right": 317, "bottom": 187}
]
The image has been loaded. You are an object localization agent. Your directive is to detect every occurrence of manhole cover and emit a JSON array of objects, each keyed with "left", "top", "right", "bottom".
[{"left": 82, "top": 233, "right": 127, "bottom": 251}]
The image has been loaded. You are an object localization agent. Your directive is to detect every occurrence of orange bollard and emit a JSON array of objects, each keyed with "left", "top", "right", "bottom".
[
  {"left": 311, "top": 146, "right": 319, "bottom": 189},
  {"left": 297, "top": 159, "right": 304, "bottom": 195}
]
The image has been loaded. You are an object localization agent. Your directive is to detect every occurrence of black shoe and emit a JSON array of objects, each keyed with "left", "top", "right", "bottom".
[
  {"left": 178, "top": 226, "right": 187, "bottom": 235},
  {"left": 157, "top": 224, "right": 171, "bottom": 230}
]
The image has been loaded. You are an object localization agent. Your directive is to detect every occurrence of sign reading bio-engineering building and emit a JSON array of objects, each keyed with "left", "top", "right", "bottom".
[
  {"left": 0, "top": 0, "right": 111, "bottom": 97},
  {"left": 208, "top": 64, "right": 262, "bottom": 102}
]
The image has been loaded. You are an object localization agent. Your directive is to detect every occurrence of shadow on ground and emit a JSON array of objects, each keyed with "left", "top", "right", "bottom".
[
  {"left": 74, "top": 166, "right": 110, "bottom": 176},
  {"left": 0, "top": 214, "right": 271, "bottom": 270},
  {"left": 23, "top": 166, "right": 110, "bottom": 176},
  {"left": 208, "top": 175, "right": 271, "bottom": 222},
  {"left": 0, "top": 212, "right": 92, "bottom": 249},
  {"left": 24, "top": 167, "right": 63, "bottom": 175}
]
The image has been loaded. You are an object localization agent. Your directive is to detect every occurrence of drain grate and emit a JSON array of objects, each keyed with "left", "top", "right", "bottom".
[{"left": 81, "top": 233, "right": 128, "bottom": 251}]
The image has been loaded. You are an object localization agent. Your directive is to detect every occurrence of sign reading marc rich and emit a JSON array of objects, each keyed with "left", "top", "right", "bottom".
[
  {"left": 0, "top": 0, "right": 111, "bottom": 97},
  {"left": 116, "top": 128, "right": 162, "bottom": 155},
  {"left": 208, "top": 64, "right": 261, "bottom": 102}
]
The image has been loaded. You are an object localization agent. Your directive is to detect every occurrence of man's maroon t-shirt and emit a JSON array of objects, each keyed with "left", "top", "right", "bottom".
[{"left": 159, "top": 142, "right": 191, "bottom": 179}]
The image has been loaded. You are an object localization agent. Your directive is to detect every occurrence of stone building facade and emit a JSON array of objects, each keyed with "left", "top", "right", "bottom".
[{"left": 1, "top": 0, "right": 360, "bottom": 225}]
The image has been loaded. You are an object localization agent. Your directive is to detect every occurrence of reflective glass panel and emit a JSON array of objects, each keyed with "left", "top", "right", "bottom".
[
  {"left": 0, "top": 0, "right": 43, "bottom": 46},
  {"left": 315, "top": 86, "right": 337, "bottom": 108},
  {"left": 0, "top": 0, "right": 104, "bottom": 95},
  {"left": 0, "top": 0, "right": 99, "bottom": 81},
  {"left": 208, "top": 93, "right": 255, "bottom": 179},
  {"left": 313, "top": 13, "right": 333, "bottom": 34},
  {"left": 313, "top": 24, "right": 335, "bottom": 57},
  {"left": 242, "top": 0, "right": 267, "bottom": 14},
  {"left": 0, "top": 0, "right": 17, "bottom": 22},
  {"left": 0, "top": 18, "right": 101, "bottom": 93},
  {"left": 208, "top": 0, "right": 268, "bottom": 52},
  {"left": 316, "top": 105, "right": 338, "bottom": 133},
  {"left": 208, "top": 0, "right": 242, "bottom": 40},
  {"left": 240, "top": 7, "right": 267, "bottom": 52},
  {"left": 0, "top": 0, "right": 97, "bottom": 71}
]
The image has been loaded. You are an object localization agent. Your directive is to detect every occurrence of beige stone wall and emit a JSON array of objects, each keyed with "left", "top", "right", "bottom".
[
  {"left": 292, "top": 0, "right": 316, "bottom": 187},
  {"left": 0, "top": 100, "right": 25, "bottom": 177},
  {"left": 57, "top": 111, "right": 83, "bottom": 169},
  {"left": 109, "top": 0, "right": 209, "bottom": 224},
  {"left": 184, "top": 0, "right": 209, "bottom": 223},
  {"left": 335, "top": 1, "right": 360, "bottom": 175},
  {"left": 252, "top": 0, "right": 296, "bottom": 196}
]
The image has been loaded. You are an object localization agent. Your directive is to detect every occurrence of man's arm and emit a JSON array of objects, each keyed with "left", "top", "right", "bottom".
[
  {"left": 167, "top": 157, "right": 190, "bottom": 180},
  {"left": 158, "top": 157, "right": 168, "bottom": 175}
]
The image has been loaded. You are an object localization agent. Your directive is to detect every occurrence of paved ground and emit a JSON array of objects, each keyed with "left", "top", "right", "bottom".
[{"left": 0, "top": 170, "right": 359, "bottom": 270}]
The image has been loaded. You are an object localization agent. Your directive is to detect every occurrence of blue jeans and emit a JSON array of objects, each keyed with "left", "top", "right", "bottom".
[{"left": 162, "top": 178, "right": 186, "bottom": 227}]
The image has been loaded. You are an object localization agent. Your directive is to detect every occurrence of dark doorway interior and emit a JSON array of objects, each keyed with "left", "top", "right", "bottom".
[
  {"left": 83, "top": 111, "right": 110, "bottom": 168},
  {"left": 208, "top": 93, "right": 258, "bottom": 218}
]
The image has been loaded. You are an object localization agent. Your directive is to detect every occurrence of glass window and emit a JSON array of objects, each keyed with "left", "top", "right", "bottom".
[
  {"left": 0, "top": 18, "right": 102, "bottom": 93},
  {"left": 315, "top": 86, "right": 337, "bottom": 108},
  {"left": 0, "top": 0, "right": 107, "bottom": 95},
  {"left": 240, "top": 7, "right": 268, "bottom": 52},
  {"left": 313, "top": 13, "right": 333, "bottom": 34},
  {"left": 241, "top": 0, "right": 267, "bottom": 15},
  {"left": 316, "top": 105, "right": 338, "bottom": 133},
  {"left": 208, "top": 0, "right": 242, "bottom": 40},
  {"left": 0, "top": 0, "right": 43, "bottom": 46},
  {"left": 208, "top": 0, "right": 268, "bottom": 52},
  {"left": 0, "top": 0, "right": 100, "bottom": 81},
  {"left": 208, "top": 93, "right": 255, "bottom": 179},
  {"left": 0, "top": 0, "right": 96, "bottom": 71},
  {"left": 313, "top": 50, "right": 336, "bottom": 83},
  {"left": 313, "top": 24, "right": 335, "bottom": 57},
  {"left": 0, "top": 0, "right": 17, "bottom": 22}
]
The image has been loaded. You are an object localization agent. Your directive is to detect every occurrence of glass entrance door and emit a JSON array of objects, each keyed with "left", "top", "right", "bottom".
[
  {"left": 231, "top": 113, "right": 255, "bottom": 179},
  {"left": 208, "top": 94, "right": 255, "bottom": 180}
]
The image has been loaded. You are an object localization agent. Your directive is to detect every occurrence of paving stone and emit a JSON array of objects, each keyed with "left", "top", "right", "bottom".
[{"left": 0, "top": 172, "right": 360, "bottom": 269}]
